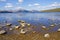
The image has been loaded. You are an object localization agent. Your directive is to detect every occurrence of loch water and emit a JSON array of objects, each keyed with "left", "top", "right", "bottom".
[{"left": 0, "top": 12, "right": 60, "bottom": 32}]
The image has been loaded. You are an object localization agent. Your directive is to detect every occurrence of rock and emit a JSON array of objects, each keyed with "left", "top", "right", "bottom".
[
  {"left": 20, "top": 29, "right": 26, "bottom": 34},
  {"left": 6, "top": 23, "right": 12, "bottom": 26},
  {"left": 27, "top": 24, "right": 31, "bottom": 27},
  {"left": 9, "top": 28, "right": 13, "bottom": 31},
  {"left": 0, "top": 30, "right": 6, "bottom": 35},
  {"left": 19, "top": 20, "right": 26, "bottom": 27},
  {"left": 50, "top": 24, "right": 55, "bottom": 26},
  {"left": 42, "top": 26, "right": 49, "bottom": 30},
  {"left": 44, "top": 33, "right": 50, "bottom": 38},
  {"left": 18, "top": 20, "right": 25, "bottom": 23},
  {"left": 18, "top": 20, "right": 21, "bottom": 22},
  {"left": 42, "top": 26, "right": 47, "bottom": 30},
  {"left": 15, "top": 26, "right": 20, "bottom": 29},
  {"left": 21, "top": 21, "right": 25, "bottom": 23},
  {"left": 20, "top": 23, "right": 26, "bottom": 27},
  {"left": 42, "top": 26, "right": 46, "bottom": 29},
  {"left": 33, "top": 31, "right": 36, "bottom": 33},
  {"left": 57, "top": 28, "right": 60, "bottom": 32}
]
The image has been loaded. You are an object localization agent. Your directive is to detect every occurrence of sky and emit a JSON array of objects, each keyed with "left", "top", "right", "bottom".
[{"left": 0, "top": 0, "right": 60, "bottom": 10}]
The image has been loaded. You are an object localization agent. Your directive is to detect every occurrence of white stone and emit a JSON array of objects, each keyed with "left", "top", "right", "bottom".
[
  {"left": 20, "top": 23, "right": 26, "bottom": 27},
  {"left": 15, "top": 26, "right": 20, "bottom": 29},
  {"left": 57, "top": 28, "right": 60, "bottom": 32},
  {"left": 20, "top": 29, "right": 26, "bottom": 34},
  {"left": 0, "top": 30, "right": 6, "bottom": 35},
  {"left": 6, "top": 23, "right": 12, "bottom": 26},
  {"left": 50, "top": 24, "right": 54, "bottom": 27},
  {"left": 9, "top": 28, "right": 13, "bottom": 31},
  {"left": 44, "top": 33, "right": 50, "bottom": 38},
  {"left": 42, "top": 26, "right": 46, "bottom": 29},
  {"left": 27, "top": 24, "right": 31, "bottom": 26}
]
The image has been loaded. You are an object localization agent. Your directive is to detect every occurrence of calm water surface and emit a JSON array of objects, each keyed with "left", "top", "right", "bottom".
[{"left": 0, "top": 12, "right": 60, "bottom": 32}]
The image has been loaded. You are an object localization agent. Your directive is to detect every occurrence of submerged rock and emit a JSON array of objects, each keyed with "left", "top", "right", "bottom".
[
  {"left": 18, "top": 20, "right": 25, "bottom": 23},
  {"left": 6, "top": 23, "right": 12, "bottom": 26},
  {"left": 27, "top": 24, "right": 31, "bottom": 27},
  {"left": 50, "top": 24, "right": 55, "bottom": 27},
  {"left": 42, "top": 26, "right": 47, "bottom": 30},
  {"left": 0, "top": 30, "right": 6, "bottom": 35},
  {"left": 42, "top": 26, "right": 46, "bottom": 29},
  {"left": 42, "top": 26, "right": 49, "bottom": 30},
  {"left": 15, "top": 26, "right": 20, "bottom": 29}
]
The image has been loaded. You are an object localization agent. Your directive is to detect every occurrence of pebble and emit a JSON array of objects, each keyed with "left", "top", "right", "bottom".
[
  {"left": 0, "top": 30, "right": 6, "bottom": 35},
  {"left": 20, "top": 29, "right": 26, "bottom": 34},
  {"left": 6, "top": 23, "right": 12, "bottom": 26},
  {"left": 44, "top": 33, "right": 50, "bottom": 38},
  {"left": 20, "top": 23, "right": 26, "bottom": 27},
  {"left": 9, "top": 28, "right": 13, "bottom": 31},
  {"left": 50, "top": 24, "right": 55, "bottom": 27},
  {"left": 33, "top": 31, "right": 36, "bottom": 33},
  {"left": 15, "top": 26, "right": 20, "bottom": 29},
  {"left": 27, "top": 24, "right": 31, "bottom": 27},
  {"left": 42, "top": 26, "right": 46, "bottom": 28},
  {"left": 42, "top": 26, "right": 47, "bottom": 30},
  {"left": 57, "top": 28, "right": 60, "bottom": 32},
  {"left": 18, "top": 20, "right": 25, "bottom": 23}
]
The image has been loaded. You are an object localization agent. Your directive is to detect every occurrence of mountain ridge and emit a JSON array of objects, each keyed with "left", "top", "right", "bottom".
[{"left": 0, "top": 8, "right": 60, "bottom": 13}]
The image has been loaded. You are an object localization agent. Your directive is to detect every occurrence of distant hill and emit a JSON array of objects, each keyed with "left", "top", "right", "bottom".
[
  {"left": 0, "top": 11, "right": 13, "bottom": 13},
  {"left": 0, "top": 9, "right": 40, "bottom": 13},
  {"left": 41, "top": 8, "right": 60, "bottom": 12}
]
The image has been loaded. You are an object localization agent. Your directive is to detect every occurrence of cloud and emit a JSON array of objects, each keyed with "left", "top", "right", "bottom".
[
  {"left": 34, "top": 3, "right": 40, "bottom": 6},
  {"left": 28, "top": 4, "right": 32, "bottom": 6},
  {"left": 50, "top": 2, "right": 60, "bottom": 7},
  {"left": 28, "top": 3, "right": 40, "bottom": 7},
  {"left": 0, "top": 0, "right": 6, "bottom": 2},
  {"left": 15, "top": 7, "right": 22, "bottom": 10},
  {"left": 48, "top": 2, "right": 60, "bottom": 8},
  {"left": 38, "top": 2, "right": 60, "bottom": 10},
  {"left": 4, "top": 3, "right": 13, "bottom": 8},
  {"left": 18, "top": 0, "right": 23, "bottom": 3}
]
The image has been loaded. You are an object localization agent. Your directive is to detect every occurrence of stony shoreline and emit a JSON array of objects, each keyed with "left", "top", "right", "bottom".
[
  {"left": 0, "top": 32, "right": 60, "bottom": 40},
  {"left": 0, "top": 20, "right": 60, "bottom": 40}
]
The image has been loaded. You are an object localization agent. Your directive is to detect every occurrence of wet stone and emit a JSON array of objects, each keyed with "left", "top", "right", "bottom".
[
  {"left": 20, "top": 29, "right": 27, "bottom": 34},
  {"left": 50, "top": 24, "right": 55, "bottom": 27},
  {"left": 15, "top": 26, "right": 20, "bottom": 29},
  {"left": 44, "top": 33, "right": 50, "bottom": 38},
  {"left": 0, "top": 30, "right": 7, "bottom": 35},
  {"left": 9, "top": 28, "right": 13, "bottom": 31},
  {"left": 57, "top": 28, "right": 60, "bottom": 32},
  {"left": 6, "top": 23, "right": 12, "bottom": 26}
]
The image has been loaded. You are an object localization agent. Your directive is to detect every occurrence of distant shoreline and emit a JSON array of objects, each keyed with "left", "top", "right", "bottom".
[
  {"left": 41, "top": 8, "right": 60, "bottom": 12},
  {"left": 0, "top": 8, "right": 60, "bottom": 13}
]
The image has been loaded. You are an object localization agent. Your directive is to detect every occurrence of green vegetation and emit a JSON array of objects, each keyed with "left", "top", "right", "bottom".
[{"left": 41, "top": 8, "right": 60, "bottom": 12}]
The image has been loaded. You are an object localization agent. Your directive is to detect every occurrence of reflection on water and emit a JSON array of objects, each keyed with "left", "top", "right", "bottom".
[{"left": 0, "top": 12, "right": 60, "bottom": 32}]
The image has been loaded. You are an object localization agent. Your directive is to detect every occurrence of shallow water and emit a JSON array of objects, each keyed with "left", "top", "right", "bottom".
[{"left": 0, "top": 12, "right": 60, "bottom": 32}]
